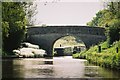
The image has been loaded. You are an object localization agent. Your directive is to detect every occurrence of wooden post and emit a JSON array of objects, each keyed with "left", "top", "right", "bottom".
[
  {"left": 116, "top": 47, "right": 119, "bottom": 53},
  {"left": 98, "top": 45, "right": 101, "bottom": 53}
]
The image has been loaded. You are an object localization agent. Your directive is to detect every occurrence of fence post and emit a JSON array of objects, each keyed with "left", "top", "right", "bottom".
[
  {"left": 98, "top": 45, "right": 101, "bottom": 53},
  {"left": 116, "top": 47, "right": 119, "bottom": 53}
]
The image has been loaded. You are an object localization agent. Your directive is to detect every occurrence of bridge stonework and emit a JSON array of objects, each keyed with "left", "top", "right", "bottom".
[{"left": 26, "top": 26, "right": 106, "bottom": 57}]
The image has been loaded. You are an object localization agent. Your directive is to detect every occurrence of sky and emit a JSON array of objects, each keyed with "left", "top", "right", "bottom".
[{"left": 33, "top": 0, "right": 104, "bottom": 26}]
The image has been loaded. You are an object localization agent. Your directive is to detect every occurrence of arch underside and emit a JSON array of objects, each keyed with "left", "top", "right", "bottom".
[{"left": 27, "top": 33, "right": 106, "bottom": 57}]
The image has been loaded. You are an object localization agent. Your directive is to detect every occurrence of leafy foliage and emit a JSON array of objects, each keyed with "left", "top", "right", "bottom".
[
  {"left": 87, "top": 9, "right": 114, "bottom": 27},
  {"left": 106, "top": 19, "right": 120, "bottom": 46},
  {"left": 2, "top": 2, "right": 36, "bottom": 53},
  {"left": 73, "top": 40, "right": 120, "bottom": 70},
  {"left": 73, "top": 2, "right": 120, "bottom": 70},
  {"left": 87, "top": 2, "right": 120, "bottom": 46}
]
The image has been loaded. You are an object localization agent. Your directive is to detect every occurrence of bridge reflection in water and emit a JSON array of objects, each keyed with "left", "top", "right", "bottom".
[{"left": 2, "top": 56, "right": 120, "bottom": 78}]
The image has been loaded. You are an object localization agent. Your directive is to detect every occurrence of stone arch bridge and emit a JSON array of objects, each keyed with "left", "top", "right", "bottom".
[{"left": 26, "top": 26, "right": 106, "bottom": 57}]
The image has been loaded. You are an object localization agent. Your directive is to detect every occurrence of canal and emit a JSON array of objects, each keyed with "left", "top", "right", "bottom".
[{"left": 2, "top": 56, "right": 120, "bottom": 79}]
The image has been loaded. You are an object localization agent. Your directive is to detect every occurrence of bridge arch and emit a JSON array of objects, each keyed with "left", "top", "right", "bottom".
[
  {"left": 53, "top": 35, "right": 86, "bottom": 56},
  {"left": 52, "top": 34, "right": 86, "bottom": 48},
  {"left": 26, "top": 26, "right": 106, "bottom": 57}
]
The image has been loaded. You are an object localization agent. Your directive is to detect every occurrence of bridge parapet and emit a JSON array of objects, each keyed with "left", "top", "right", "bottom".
[{"left": 27, "top": 26, "right": 105, "bottom": 36}]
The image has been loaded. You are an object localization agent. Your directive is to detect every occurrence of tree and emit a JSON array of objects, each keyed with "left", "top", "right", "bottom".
[
  {"left": 87, "top": 9, "right": 114, "bottom": 27},
  {"left": 106, "top": 19, "right": 120, "bottom": 46},
  {"left": 2, "top": 2, "right": 36, "bottom": 54},
  {"left": 25, "top": 2, "right": 37, "bottom": 26},
  {"left": 87, "top": 2, "right": 120, "bottom": 46},
  {"left": 106, "top": 2, "right": 120, "bottom": 45}
]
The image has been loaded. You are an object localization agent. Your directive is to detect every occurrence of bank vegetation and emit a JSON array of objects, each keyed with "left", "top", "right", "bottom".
[{"left": 73, "top": 2, "right": 120, "bottom": 70}]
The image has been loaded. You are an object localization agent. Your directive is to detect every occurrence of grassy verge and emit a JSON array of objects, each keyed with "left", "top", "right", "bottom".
[{"left": 73, "top": 40, "right": 120, "bottom": 70}]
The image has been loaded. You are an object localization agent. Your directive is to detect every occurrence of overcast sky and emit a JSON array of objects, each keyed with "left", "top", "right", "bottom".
[{"left": 33, "top": 0, "right": 104, "bottom": 26}]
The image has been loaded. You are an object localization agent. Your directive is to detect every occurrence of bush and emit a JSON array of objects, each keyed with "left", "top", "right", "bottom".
[
  {"left": 106, "top": 19, "right": 120, "bottom": 46},
  {"left": 73, "top": 40, "right": 120, "bottom": 70}
]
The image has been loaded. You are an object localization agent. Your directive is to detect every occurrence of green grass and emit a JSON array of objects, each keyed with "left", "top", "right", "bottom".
[{"left": 73, "top": 40, "right": 120, "bottom": 70}]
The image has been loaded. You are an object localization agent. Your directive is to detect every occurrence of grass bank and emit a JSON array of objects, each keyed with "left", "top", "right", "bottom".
[{"left": 73, "top": 40, "right": 120, "bottom": 70}]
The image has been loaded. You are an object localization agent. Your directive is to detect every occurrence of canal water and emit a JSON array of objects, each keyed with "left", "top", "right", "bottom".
[{"left": 2, "top": 56, "right": 120, "bottom": 79}]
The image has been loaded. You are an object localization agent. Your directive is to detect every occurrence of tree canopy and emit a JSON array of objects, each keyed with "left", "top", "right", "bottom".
[
  {"left": 87, "top": 2, "right": 120, "bottom": 27},
  {"left": 2, "top": 2, "right": 36, "bottom": 54},
  {"left": 87, "top": 2, "right": 120, "bottom": 46}
]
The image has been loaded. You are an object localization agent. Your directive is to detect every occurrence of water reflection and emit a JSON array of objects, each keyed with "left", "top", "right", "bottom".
[
  {"left": 44, "top": 61, "right": 53, "bottom": 64},
  {"left": 84, "top": 66, "right": 99, "bottom": 77},
  {"left": 53, "top": 56, "right": 86, "bottom": 78},
  {"left": 2, "top": 58, "right": 54, "bottom": 78},
  {"left": 2, "top": 56, "right": 120, "bottom": 79}
]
